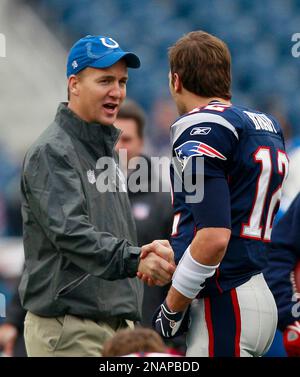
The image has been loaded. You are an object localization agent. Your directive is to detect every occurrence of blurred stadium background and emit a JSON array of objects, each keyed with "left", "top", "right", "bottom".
[{"left": 0, "top": 0, "right": 300, "bottom": 356}]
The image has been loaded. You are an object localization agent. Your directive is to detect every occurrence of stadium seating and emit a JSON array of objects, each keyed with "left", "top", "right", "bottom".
[{"left": 32, "top": 0, "right": 300, "bottom": 132}]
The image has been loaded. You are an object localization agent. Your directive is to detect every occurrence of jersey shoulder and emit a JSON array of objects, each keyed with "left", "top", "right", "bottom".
[
  {"left": 233, "top": 104, "right": 284, "bottom": 136},
  {"left": 171, "top": 102, "right": 284, "bottom": 146},
  {"left": 171, "top": 103, "right": 240, "bottom": 147}
]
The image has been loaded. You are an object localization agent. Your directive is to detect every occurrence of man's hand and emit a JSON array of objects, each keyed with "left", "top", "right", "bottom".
[
  {"left": 140, "top": 240, "right": 174, "bottom": 264},
  {"left": 0, "top": 323, "right": 18, "bottom": 356},
  {"left": 283, "top": 321, "right": 300, "bottom": 357},
  {"left": 152, "top": 299, "right": 190, "bottom": 338},
  {"left": 137, "top": 240, "right": 175, "bottom": 286}
]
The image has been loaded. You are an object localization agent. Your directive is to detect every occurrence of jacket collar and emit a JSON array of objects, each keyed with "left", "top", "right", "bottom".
[{"left": 55, "top": 102, "right": 121, "bottom": 152}]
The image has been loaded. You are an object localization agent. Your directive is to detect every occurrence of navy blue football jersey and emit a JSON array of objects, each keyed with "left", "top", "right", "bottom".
[
  {"left": 170, "top": 101, "right": 288, "bottom": 296},
  {"left": 264, "top": 193, "right": 300, "bottom": 331}
]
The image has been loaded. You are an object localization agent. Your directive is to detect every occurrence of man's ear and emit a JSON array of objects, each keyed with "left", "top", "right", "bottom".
[
  {"left": 173, "top": 73, "right": 182, "bottom": 93},
  {"left": 68, "top": 74, "right": 80, "bottom": 97}
]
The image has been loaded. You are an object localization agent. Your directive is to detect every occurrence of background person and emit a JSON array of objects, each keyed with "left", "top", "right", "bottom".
[
  {"left": 115, "top": 100, "right": 173, "bottom": 325},
  {"left": 0, "top": 277, "right": 26, "bottom": 357},
  {"left": 264, "top": 193, "right": 300, "bottom": 357},
  {"left": 115, "top": 100, "right": 185, "bottom": 354},
  {"left": 102, "top": 328, "right": 169, "bottom": 357}
]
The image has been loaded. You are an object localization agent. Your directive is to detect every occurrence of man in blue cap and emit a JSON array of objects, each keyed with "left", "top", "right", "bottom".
[
  {"left": 66, "top": 35, "right": 140, "bottom": 126},
  {"left": 19, "top": 35, "right": 175, "bottom": 356}
]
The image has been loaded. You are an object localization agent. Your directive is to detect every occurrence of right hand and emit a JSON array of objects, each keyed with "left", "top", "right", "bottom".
[
  {"left": 152, "top": 299, "right": 190, "bottom": 338},
  {"left": 140, "top": 240, "right": 175, "bottom": 265},
  {"left": 137, "top": 240, "right": 175, "bottom": 286},
  {"left": 0, "top": 323, "right": 18, "bottom": 356}
]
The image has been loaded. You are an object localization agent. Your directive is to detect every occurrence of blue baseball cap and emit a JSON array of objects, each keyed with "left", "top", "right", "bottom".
[{"left": 66, "top": 35, "right": 140, "bottom": 77}]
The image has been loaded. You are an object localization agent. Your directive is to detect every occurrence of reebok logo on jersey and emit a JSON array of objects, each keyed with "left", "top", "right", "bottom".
[
  {"left": 190, "top": 127, "right": 211, "bottom": 136},
  {"left": 175, "top": 140, "right": 226, "bottom": 169}
]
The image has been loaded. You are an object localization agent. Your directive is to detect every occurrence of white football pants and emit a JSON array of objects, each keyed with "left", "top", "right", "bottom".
[{"left": 186, "top": 273, "right": 278, "bottom": 357}]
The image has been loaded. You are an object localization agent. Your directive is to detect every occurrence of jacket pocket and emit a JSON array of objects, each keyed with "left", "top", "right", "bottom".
[{"left": 55, "top": 272, "right": 90, "bottom": 299}]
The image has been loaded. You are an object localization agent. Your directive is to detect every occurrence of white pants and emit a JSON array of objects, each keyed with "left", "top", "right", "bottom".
[{"left": 186, "top": 273, "right": 278, "bottom": 357}]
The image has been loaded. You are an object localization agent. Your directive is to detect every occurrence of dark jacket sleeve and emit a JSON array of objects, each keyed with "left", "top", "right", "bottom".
[
  {"left": 264, "top": 193, "right": 300, "bottom": 331},
  {"left": 22, "top": 144, "right": 140, "bottom": 279}
]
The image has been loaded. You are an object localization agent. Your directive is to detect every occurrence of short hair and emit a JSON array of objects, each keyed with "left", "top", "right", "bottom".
[
  {"left": 117, "top": 99, "right": 146, "bottom": 139},
  {"left": 102, "top": 328, "right": 167, "bottom": 357},
  {"left": 169, "top": 31, "right": 232, "bottom": 100}
]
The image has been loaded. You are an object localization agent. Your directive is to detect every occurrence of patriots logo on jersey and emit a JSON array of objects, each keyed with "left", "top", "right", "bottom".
[{"left": 175, "top": 140, "right": 227, "bottom": 169}]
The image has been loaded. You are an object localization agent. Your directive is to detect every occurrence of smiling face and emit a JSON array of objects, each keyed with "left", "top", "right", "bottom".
[{"left": 68, "top": 60, "right": 128, "bottom": 125}]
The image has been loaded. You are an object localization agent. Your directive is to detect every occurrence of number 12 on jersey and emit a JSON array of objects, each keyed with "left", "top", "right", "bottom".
[{"left": 241, "top": 147, "right": 288, "bottom": 242}]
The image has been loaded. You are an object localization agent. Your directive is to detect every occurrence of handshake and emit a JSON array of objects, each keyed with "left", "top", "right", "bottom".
[
  {"left": 137, "top": 241, "right": 190, "bottom": 339},
  {"left": 137, "top": 240, "right": 175, "bottom": 287}
]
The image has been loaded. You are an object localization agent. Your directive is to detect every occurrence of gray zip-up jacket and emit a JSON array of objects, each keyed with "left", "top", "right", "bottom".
[{"left": 19, "top": 103, "right": 143, "bottom": 321}]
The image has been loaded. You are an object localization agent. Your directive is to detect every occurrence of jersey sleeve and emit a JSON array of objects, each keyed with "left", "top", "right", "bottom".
[
  {"left": 190, "top": 176, "right": 231, "bottom": 230},
  {"left": 171, "top": 111, "right": 239, "bottom": 178}
]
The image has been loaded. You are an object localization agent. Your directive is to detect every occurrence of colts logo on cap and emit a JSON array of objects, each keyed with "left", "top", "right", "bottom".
[
  {"left": 72, "top": 60, "right": 78, "bottom": 69},
  {"left": 99, "top": 37, "right": 119, "bottom": 49}
]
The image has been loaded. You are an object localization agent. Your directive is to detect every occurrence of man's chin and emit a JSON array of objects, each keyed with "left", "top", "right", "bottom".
[{"left": 97, "top": 115, "right": 117, "bottom": 126}]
